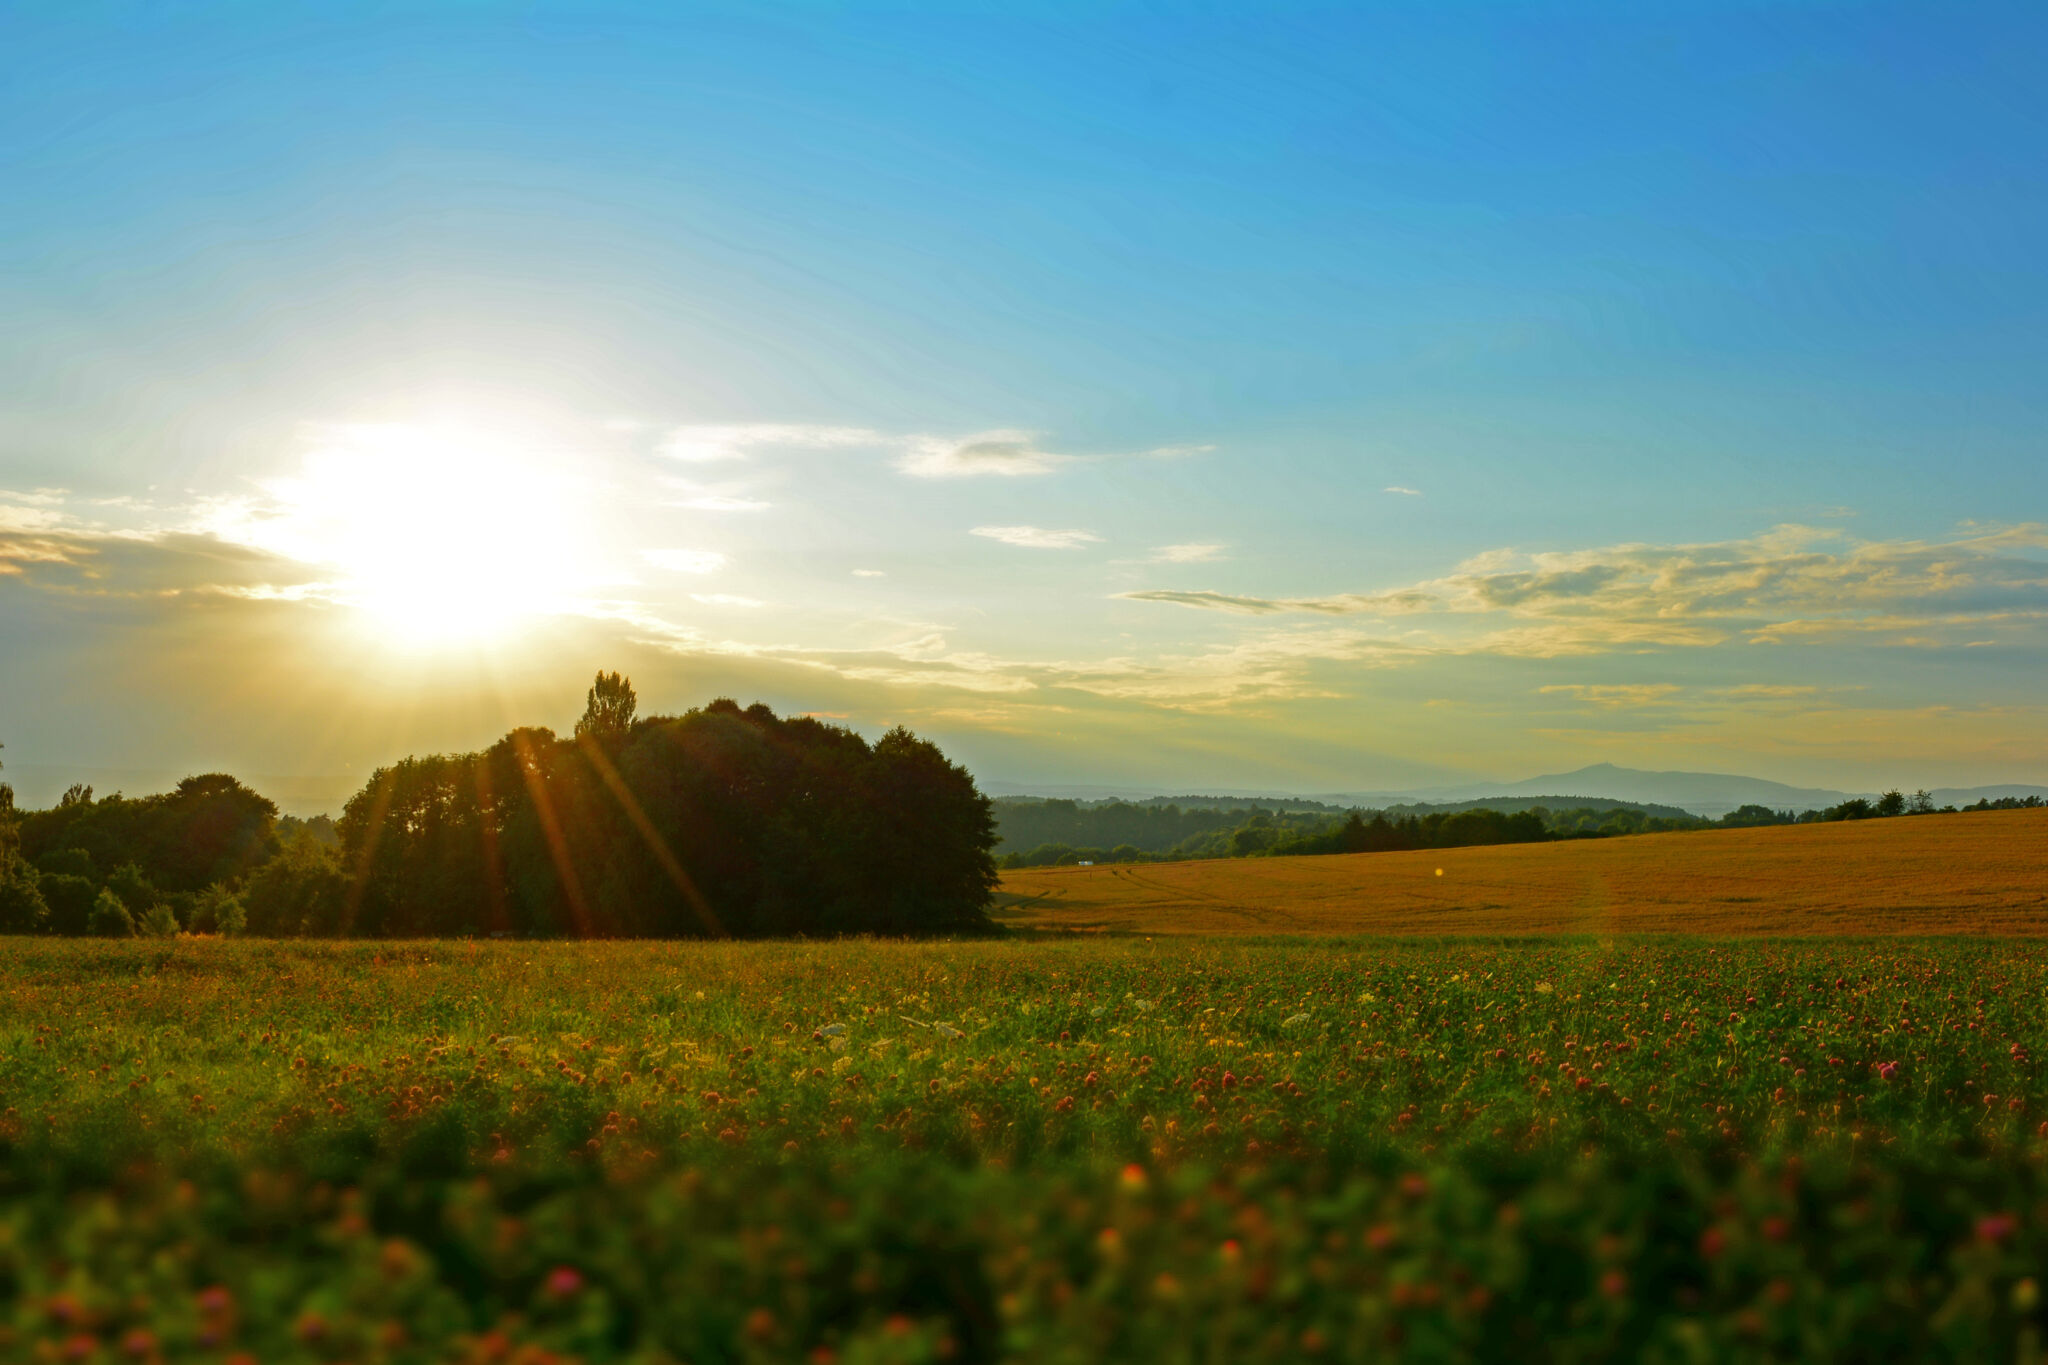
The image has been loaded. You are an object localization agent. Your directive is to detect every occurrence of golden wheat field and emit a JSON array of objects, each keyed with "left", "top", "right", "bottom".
[{"left": 993, "top": 807, "right": 2048, "bottom": 936}]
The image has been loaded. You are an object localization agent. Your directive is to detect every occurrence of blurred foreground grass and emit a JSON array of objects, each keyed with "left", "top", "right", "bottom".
[{"left": 6, "top": 936, "right": 2048, "bottom": 1363}]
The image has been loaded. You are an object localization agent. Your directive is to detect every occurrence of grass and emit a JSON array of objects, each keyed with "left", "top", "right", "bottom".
[
  {"left": 7, "top": 934, "right": 2048, "bottom": 1362},
  {"left": 994, "top": 808, "right": 2048, "bottom": 936}
]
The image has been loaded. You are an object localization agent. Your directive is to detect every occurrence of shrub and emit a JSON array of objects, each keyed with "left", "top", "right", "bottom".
[
  {"left": 0, "top": 868, "right": 47, "bottom": 932},
  {"left": 87, "top": 887, "right": 135, "bottom": 937},
  {"left": 241, "top": 832, "right": 345, "bottom": 936},
  {"left": 39, "top": 872, "right": 95, "bottom": 936},
  {"left": 188, "top": 883, "right": 247, "bottom": 935},
  {"left": 106, "top": 860, "right": 157, "bottom": 913}
]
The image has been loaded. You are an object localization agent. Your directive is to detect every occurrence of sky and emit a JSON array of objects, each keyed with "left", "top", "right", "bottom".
[{"left": 3, "top": 2, "right": 2046, "bottom": 811}]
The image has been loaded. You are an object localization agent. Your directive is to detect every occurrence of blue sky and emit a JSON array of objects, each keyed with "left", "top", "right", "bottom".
[{"left": 3, "top": 3, "right": 2046, "bottom": 807}]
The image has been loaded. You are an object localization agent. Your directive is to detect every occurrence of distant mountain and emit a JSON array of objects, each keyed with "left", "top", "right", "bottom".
[
  {"left": 1377, "top": 794, "right": 1703, "bottom": 823},
  {"left": 1456, "top": 766, "right": 2048, "bottom": 817},
  {"left": 983, "top": 765, "right": 2048, "bottom": 820},
  {"left": 1468, "top": 763, "right": 1855, "bottom": 818}
]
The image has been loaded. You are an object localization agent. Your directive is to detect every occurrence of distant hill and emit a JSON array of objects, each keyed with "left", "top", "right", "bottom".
[
  {"left": 988, "top": 791, "right": 1702, "bottom": 856},
  {"left": 987, "top": 766, "right": 2048, "bottom": 821},
  {"left": 1452, "top": 765, "right": 2048, "bottom": 818},
  {"left": 1378, "top": 794, "right": 1702, "bottom": 823},
  {"left": 1469, "top": 763, "right": 1854, "bottom": 818}
]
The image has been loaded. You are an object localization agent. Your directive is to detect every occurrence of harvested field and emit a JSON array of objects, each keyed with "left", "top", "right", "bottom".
[{"left": 994, "top": 807, "right": 2048, "bottom": 936}]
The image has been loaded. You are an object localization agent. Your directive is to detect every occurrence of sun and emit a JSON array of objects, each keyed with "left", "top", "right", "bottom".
[{"left": 250, "top": 423, "right": 603, "bottom": 647}]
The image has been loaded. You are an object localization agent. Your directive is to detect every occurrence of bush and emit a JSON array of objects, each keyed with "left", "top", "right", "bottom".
[
  {"left": 106, "top": 860, "right": 157, "bottom": 913},
  {"left": 188, "top": 883, "right": 247, "bottom": 935},
  {"left": 241, "top": 832, "right": 345, "bottom": 936},
  {"left": 0, "top": 868, "right": 47, "bottom": 933},
  {"left": 138, "top": 901, "right": 180, "bottom": 938},
  {"left": 87, "top": 887, "right": 135, "bottom": 937},
  {"left": 39, "top": 872, "right": 95, "bottom": 936}
]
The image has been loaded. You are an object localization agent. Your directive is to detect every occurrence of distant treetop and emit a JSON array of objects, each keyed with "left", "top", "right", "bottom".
[{"left": 575, "top": 670, "right": 638, "bottom": 741}]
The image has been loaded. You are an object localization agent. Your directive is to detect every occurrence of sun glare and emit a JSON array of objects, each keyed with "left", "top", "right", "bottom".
[{"left": 248, "top": 424, "right": 603, "bottom": 647}]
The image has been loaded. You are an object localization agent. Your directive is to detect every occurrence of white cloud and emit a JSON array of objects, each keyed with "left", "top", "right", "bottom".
[
  {"left": 1121, "top": 587, "right": 1437, "bottom": 616},
  {"left": 691, "top": 593, "right": 762, "bottom": 608},
  {"left": 658, "top": 424, "right": 883, "bottom": 463},
  {"left": 641, "top": 548, "right": 728, "bottom": 574},
  {"left": 684, "top": 495, "right": 771, "bottom": 512},
  {"left": 897, "top": 432, "right": 1213, "bottom": 478},
  {"left": 852, "top": 568, "right": 886, "bottom": 578},
  {"left": 654, "top": 422, "right": 1212, "bottom": 481},
  {"left": 1385, "top": 486, "right": 1423, "bottom": 497},
  {"left": 1118, "top": 522, "right": 2048, "bottom": 657},
  {"left": 1151, "top": 543, "right": 1227, "bottom": 563},
  {"left": 971, "top": 525, "right": 1103, "bottom": 550},
  {"left": 898, "top": 430, "right": 1072, "bottom": 479},
  {"left": 656, "top": 474, "right": 772, "bottom": 513},
  {"left": 0, "top": 491, "right": 80, "bottom": 534}
]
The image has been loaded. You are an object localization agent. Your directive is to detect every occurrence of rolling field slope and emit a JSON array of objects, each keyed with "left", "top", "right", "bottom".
[{"left": 994, "top": 807, "right": 2048, "bottom": 935}]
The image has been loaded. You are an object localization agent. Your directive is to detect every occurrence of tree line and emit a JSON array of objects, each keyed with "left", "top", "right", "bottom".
[
  {"left": 0, "top": 678, "right": 999, "bottom": 938},
  {"left": 993, "top": 786, "right": 2039, "bottom": 869},
  {"left": 996, "top": 803, "right": 1662, "bottom": 869}
]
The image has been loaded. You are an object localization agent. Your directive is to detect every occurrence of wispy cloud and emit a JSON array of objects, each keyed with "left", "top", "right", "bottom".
[
  {"left": 852, "top": 568, "right": 886, "bottom": 578},
  {"left": 681, "top": 494, "right": 772, "bottom": 512},
  {"left": 1150, "top": 543, "right": 1227, "bottom": 563},
  {"left": 1710, "top": 684, "right": 1822, "bottom": 699},
  {"left": 1122, "top": 523, "right": 2048, "bottom": 656},
  {"left": 657, "top": 477, "right": 773, "bottom": 513},
  {"left": 653, "top": 422, "right": 1209, "bottom": 481},
  {"left": 898, "top": 430, "right": 1073, "bottom": 479},
  {"left": 690, "top": 592, "right": 762, "bottom": 608},
  {"left": 1538, "top": 683, "right": 1684, "bottom": 708},
  {"left": 641, "top": 548, "right": 727, "bottom": 574},
  {"left": 972, "top": 525, "right": 1102, "bottom": 550},
  {"left": 1120, "top": 587, "right": 1437, "bottom": 615},
  {"left": 897, "top": 432, "right": 1210, "bottom": 478},
  {"left": 1384, "top": 485, "right": 1423, "bottom": 497},
  {"left": 658, "top": 424, "right": 882, "bottom": 463}
]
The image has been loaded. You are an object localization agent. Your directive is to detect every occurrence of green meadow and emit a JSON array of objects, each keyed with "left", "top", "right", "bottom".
[{"left": 7, "top": 936, "right": 2048, "bottom": 1364}]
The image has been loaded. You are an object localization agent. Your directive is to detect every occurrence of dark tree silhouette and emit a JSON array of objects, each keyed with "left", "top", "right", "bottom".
[
  {"left": 330, "top": 686, "right": 997, "bottom": 938},
  {"left": 16, "top": 773, "right": 277, "bottom": 897},
  {"left": 575, "top": 671, "right": 638, "bottom": 742}
]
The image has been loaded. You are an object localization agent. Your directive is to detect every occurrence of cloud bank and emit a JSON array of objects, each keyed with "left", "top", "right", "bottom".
[{"left": 1123, "top": 523, "right": 2048, "bottom": 656}]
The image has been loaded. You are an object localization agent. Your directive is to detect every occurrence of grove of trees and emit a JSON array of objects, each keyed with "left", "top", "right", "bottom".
[{"left": 0, "top": 681, "right": 999, "bottom": 938}]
